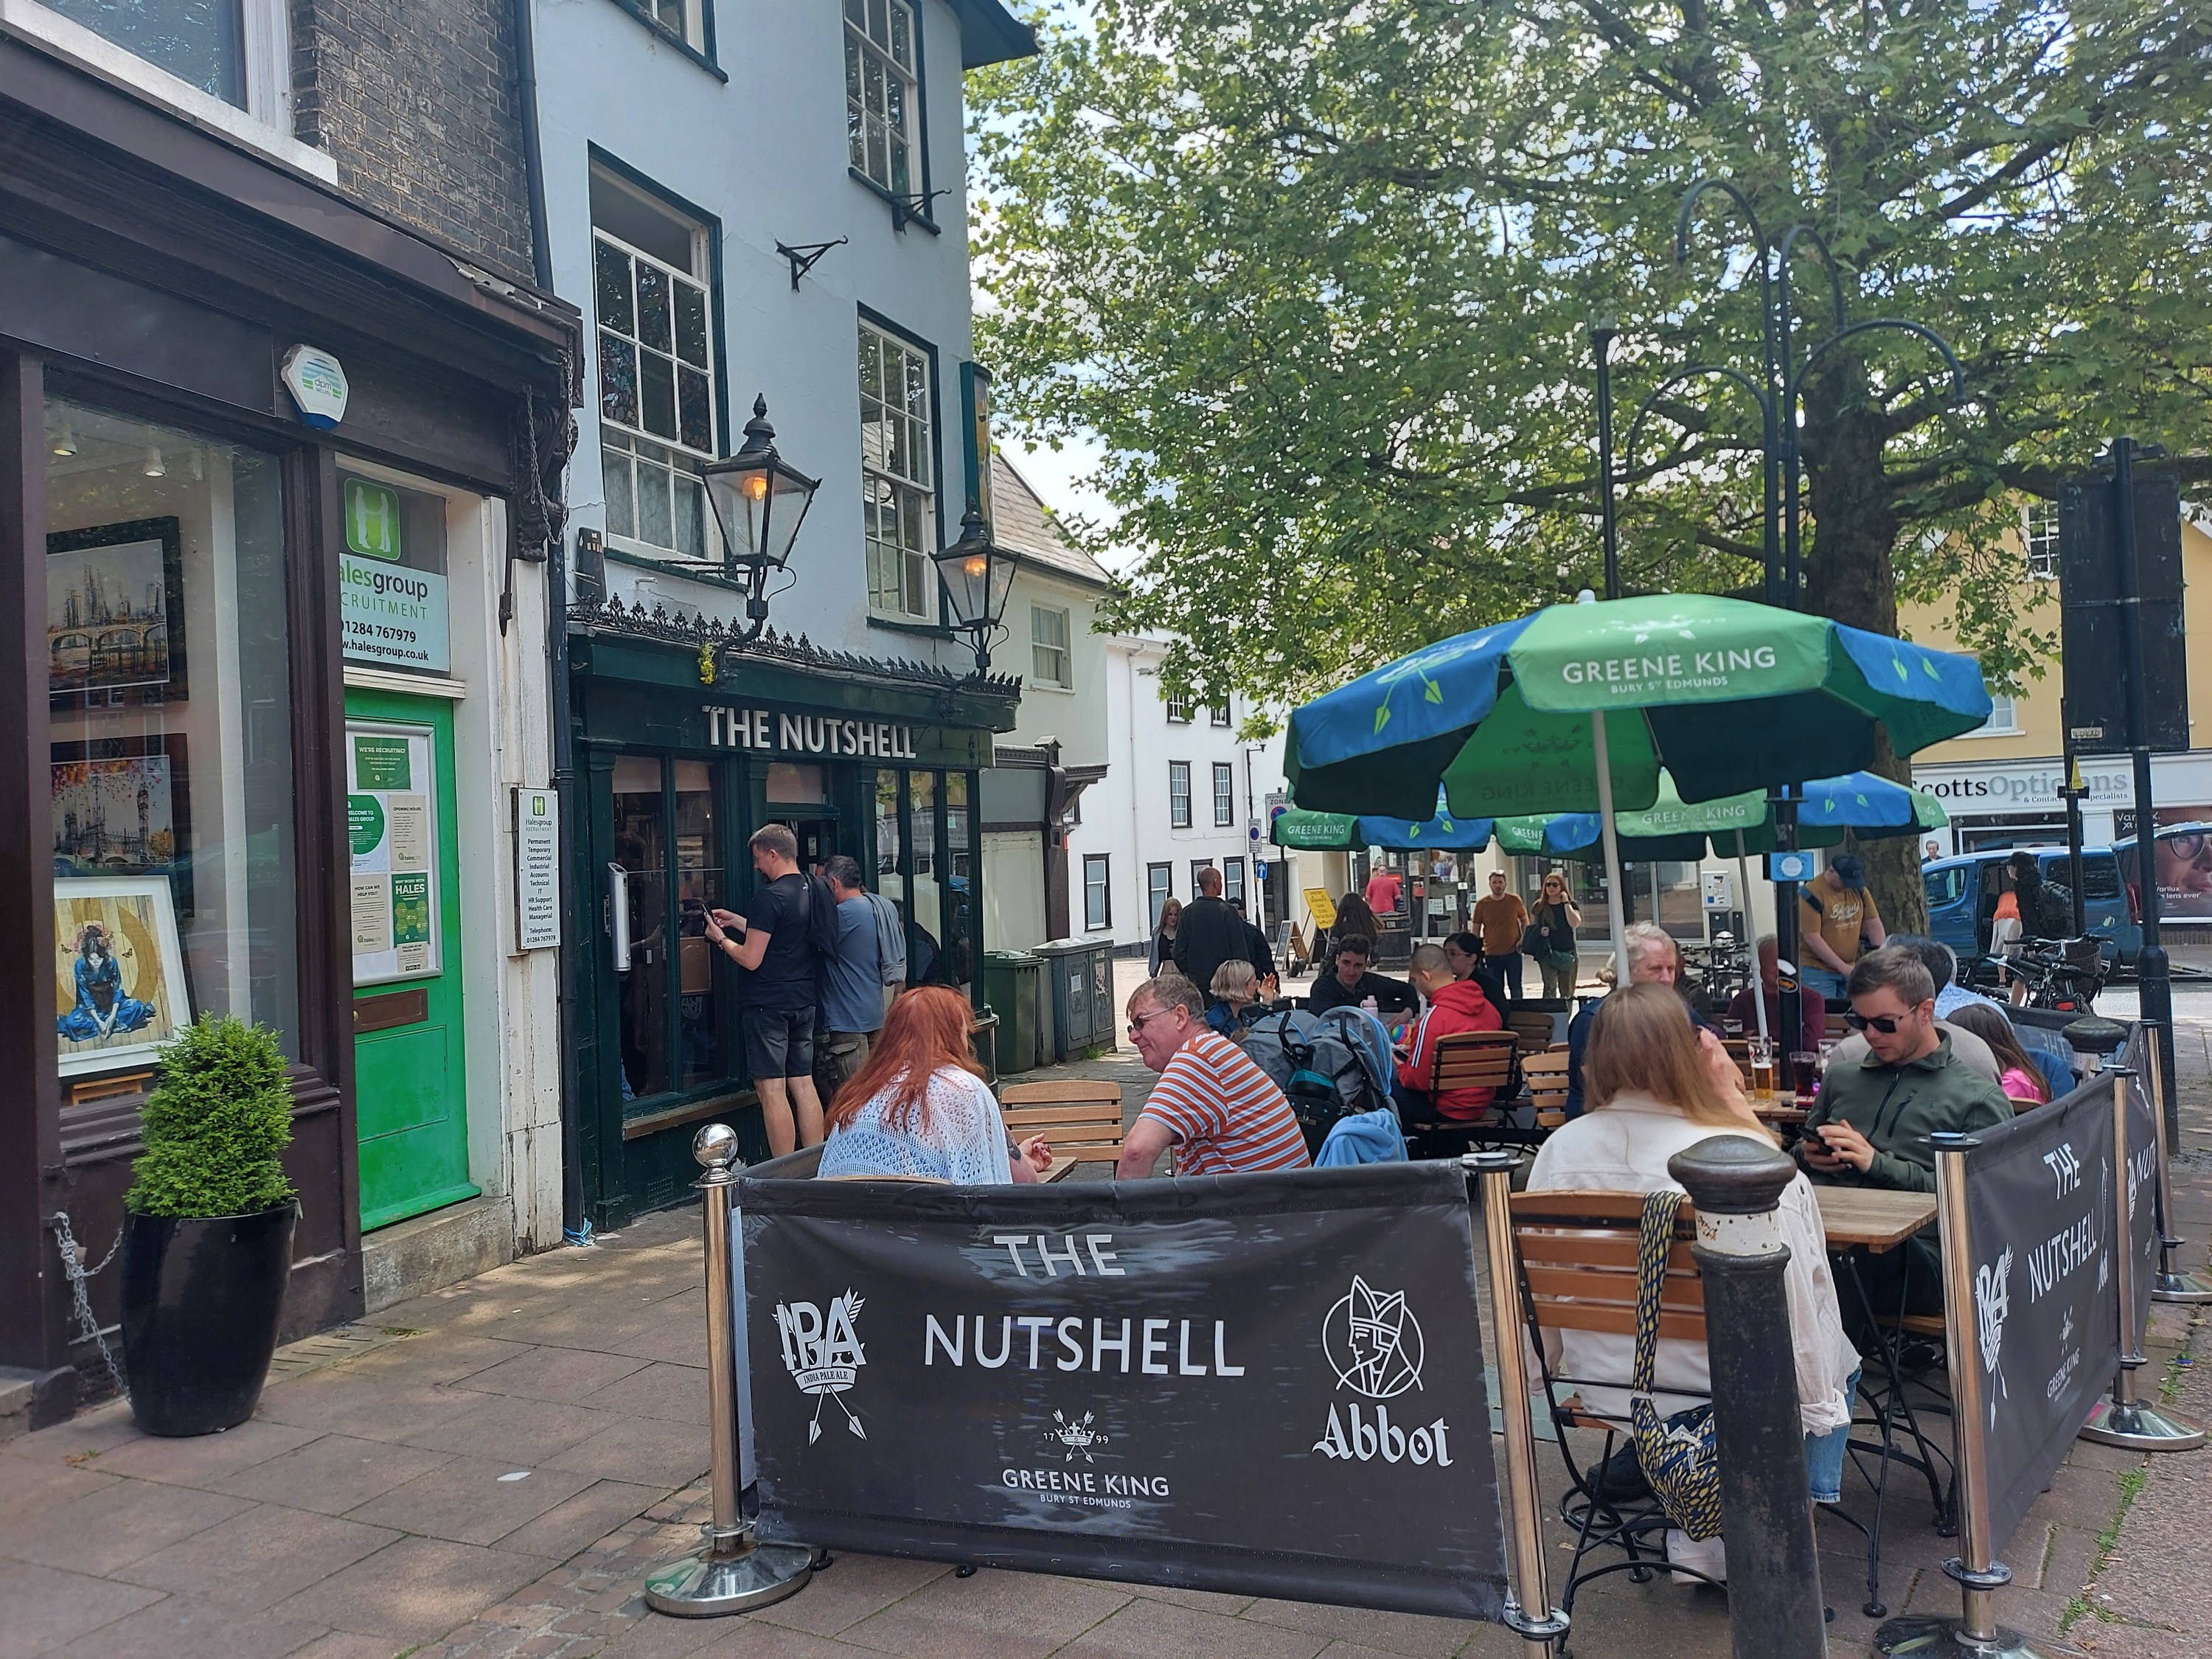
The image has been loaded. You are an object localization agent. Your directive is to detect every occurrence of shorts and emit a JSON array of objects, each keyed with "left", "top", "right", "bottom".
[
  {"left": 1805, "top": 1368, "right": 1862, "bottom": 1504},
  {"left": 743, "top": 1006, "right": 815, "bottom": 1079},
  {"left": 817, "top": 1029, "right": 872, "bottom": 1096}
]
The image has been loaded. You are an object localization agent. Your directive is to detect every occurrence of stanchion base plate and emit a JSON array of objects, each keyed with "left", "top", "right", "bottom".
[
  {"left": 1874, "top": 1613, "right": 2045, "bottom": 1657},
  {"left": 2079, "top": 1397, "right": 2208, "bottom": 1450},
  {"left": 643, "top": 1542, "right": 814, "bottom": 1617},
  {"left": 2152, "top": 1268, "right": 2212, "bottom": 1305}
]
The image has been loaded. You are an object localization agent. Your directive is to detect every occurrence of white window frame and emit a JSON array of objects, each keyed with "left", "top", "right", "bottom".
[
  {"left": 1147, "top": 863, "right": 1172, "bottom": 931},
  {"left": 860, "top": 321, "right": 936, "bottom": 618},
  {"left": 844, "top": 0, "right": 920, "bottom": 198},
  {"left": 1168, "top": 762, "right": 1191, "bottom": 829},
  {"left": 1030, "top": 603, "right": 1071, "bottom": 688},
  {"left": 1082, "top": 854, "right": 1110, "bottom": 931},
  {"left": 2024, "top": 498, "right": 2059, "bottom": 580},
  {"left": 12, "top": 0, "right": 327, "bottom": 178},
  {"left": 637, "top": 0, "right": 706, "bottom": 49},
  {"left": 1969, "top": 692, "right": 2020, "bottom": 737},
  {"left": 1224, "top": 857, "right": 1245, "bottom": 906},
  {"left": 1211, "top": 762, "right": 1234, "bottom": 827},
  {"left": 592, "top": 186, "right": 718, "bottom": 563}
]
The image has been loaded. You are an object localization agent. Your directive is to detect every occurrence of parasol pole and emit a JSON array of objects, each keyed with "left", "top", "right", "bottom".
[
  {"left": 1589, "top": 711, "right": 1632, "bottom": 984},
  {"left": 1736, "top": 830, "right": 1768, "bottom": 1042}
]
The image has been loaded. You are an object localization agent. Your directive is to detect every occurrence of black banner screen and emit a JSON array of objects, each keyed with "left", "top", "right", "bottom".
[{"left": 738, "top": 1162, "right": 1509, "bottom": 1620}]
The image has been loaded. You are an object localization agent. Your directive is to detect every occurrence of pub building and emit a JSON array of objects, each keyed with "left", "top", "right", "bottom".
[
  {"left": 564, "top": 591, "right": 1020, "bottom": 1222},
  {"left": 0, "top": 29, "right": 580, "bottom": 1422}
]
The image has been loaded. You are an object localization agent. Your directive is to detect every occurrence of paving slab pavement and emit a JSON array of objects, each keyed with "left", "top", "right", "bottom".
[{"left": 4, "top": 1000, "right": 2207, "bottom": 1659}]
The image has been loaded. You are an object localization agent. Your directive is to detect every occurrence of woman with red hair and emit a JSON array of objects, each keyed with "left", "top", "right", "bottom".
[{"left": 815, "top": 986, "right": 1052, "bottom": 1182}]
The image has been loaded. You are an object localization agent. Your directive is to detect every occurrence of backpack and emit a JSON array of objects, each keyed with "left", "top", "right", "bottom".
[
  {"left": 1244, "top": 1009, "right": 1392, "bottom": 1156},
  {"left": 800, "top": 873, "right": 841, "bottom": 964},
  {"left": 2030, "top": 879, "right": 2073, "bottom": 942}
]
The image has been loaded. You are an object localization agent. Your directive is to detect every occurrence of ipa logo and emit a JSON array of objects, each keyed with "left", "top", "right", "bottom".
[{"left": 774, "top": 1291, "right": 868, "bottom": 1442}]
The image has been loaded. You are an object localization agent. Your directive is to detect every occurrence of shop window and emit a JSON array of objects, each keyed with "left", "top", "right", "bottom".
[
  {"left": 845, "top": 0, "right": 919, "bottom": 198},
  {"left": 672, "top": 760, "right": 720, "bottom": 1089},
  {"left": 1168, "top": 761, "right": 1191, "bottom": 828},
  {"left": 611, "top": 754, "right": 672, "bottom": 1101},
  {"left": 1212, "top": 762, "right": 1234, "bottom": 827},
  {"left": 765, "top": 762, "right": 827, "bottom": 804},
  {"left": 944, "top": 772, "right": 973, "bottom": 992},
  {"left": 1084, "top": 854, "right": 1110, "bottom": 930},
  {"left": 860, "top": 321, "right": 936, "bottom": 617},
  {"left": 46, "top": 399, "right": 296, "bottom": 1094},
  {"left": 910, "top": 768, "right": 941, "bottom": 973},
  {"left": 1224, "top": 857, "right": 1245, "bottom": 906},
  {"left": 593, "top": 167, "right": 717, "bottom": 561},
  {"left": 873, "top": 768, "right": 906, "bottom": 921},
  {"left": 338, "top": 471, "right": 450, "bottom": 675},
  {"left": 1147, "top": 863, "right": 1171, "bottom": 931},
  {"left": 1031, "top": 604, "right": 1070, "bottom": 687}
]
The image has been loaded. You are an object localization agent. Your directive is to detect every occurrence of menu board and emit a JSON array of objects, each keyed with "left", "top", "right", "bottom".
[{"left": 348, "top": 723, "right": 440, "bottom": 984}]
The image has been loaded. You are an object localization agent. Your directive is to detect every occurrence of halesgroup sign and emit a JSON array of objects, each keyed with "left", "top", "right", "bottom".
[{"left": 739, "top": 1164, "right": 1509, "bottom": 1619}]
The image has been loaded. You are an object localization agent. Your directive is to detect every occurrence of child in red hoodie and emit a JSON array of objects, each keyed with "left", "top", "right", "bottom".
[{"left": 1396, "top": 943, "right": 1506, "bottom": 1120}]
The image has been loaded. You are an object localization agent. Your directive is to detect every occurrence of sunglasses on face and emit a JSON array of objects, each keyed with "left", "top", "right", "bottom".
[
  {"left": 1843, "top": 1009, "right": 1913, "bottom": 1034},
  {"left": 1127, "top": 1009, "right": 1175, "bottom": 1039}
]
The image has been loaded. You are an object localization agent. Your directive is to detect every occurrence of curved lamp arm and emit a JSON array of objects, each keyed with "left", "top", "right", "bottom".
[
  {"left": 1796, "top": 316, "right": 1967, "bottom": 405},
  {"left": 1618, "top": 361, "right": 1777, "bottom": 485},
  {"left": 1777, "top": 222, "right": 1850, "bottom": 344},
  {"left": 1674, "top": 177, "right": 1778, "bottom": 389}
]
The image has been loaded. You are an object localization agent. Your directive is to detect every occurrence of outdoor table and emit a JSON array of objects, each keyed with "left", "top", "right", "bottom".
[{"left": 1815, "top": 1187, "right": 1938, "bottom": 1253}]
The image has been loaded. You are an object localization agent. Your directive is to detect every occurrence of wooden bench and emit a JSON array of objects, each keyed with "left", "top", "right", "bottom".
[
  {"left": 999, "top": 1080, "right": 1127, "bottom": 1182},
  {"left": 1505, "top": 1008, "right": 1559, "bottom": 1055},
  {"left": 1427, "top": 1028, "right": 1523, "bottom": 1100}
]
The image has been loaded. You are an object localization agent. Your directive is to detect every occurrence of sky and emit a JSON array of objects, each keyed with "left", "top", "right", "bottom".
[{"left": 1001, "top": 433, "right": 1140, "bottom": 574}]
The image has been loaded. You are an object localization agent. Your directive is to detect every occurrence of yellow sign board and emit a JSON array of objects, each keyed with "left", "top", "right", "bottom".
[{"left": 1304, "top": 887, "right": 1338, "bottom": 930}]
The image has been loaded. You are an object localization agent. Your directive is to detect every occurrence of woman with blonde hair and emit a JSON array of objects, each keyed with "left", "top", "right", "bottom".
[
  {"left": 1206, "top": 959, "right": 1262, "bottom": 1040},
  {"left": 1529, "top": 869, "right": 1583, "bottom": 999},
  {"left": 1147, "top": 897, "right": 1182, "bottom": 977},
  {"left": 1526, "top": 984, "right": 1857, "bottom": 1584},
  {"left": 817, "top": 986, "right": 1051, "bottom": 1182}
]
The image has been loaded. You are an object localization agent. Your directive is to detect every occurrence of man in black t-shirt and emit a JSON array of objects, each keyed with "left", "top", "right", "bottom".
[
  {"left": 706, "top": 823, "right": 824, "bottom": 1156},
  {"left": 1304, "top": 934, "right": 1418, "bottom": 1021}
]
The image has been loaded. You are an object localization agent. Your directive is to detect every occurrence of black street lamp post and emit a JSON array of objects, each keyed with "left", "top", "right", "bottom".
[
  {"left": 698, "top": 395, "right": 821, "bottom": 645},
  {"left": 931, "top": 505, "right": 1018, "bottom": 678}
]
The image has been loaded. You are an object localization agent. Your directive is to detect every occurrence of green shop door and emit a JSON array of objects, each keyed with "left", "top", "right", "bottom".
[{"left": 346, "top": 691, "right": 477, "bottom": 1230}]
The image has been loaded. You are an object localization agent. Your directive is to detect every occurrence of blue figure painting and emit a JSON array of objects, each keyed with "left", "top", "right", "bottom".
[{"left": 58, "top": 921, "right": 154, "bottom": 1043}]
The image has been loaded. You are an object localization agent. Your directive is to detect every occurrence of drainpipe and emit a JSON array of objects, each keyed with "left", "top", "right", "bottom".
[{"left": 512, "top": 0, "right": 554, "bottom": 291}]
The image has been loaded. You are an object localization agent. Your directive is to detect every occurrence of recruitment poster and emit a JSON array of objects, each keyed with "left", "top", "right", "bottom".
[
  {"left": 348, "top": 723, "right": 439, "bottom": 985},
  {"left": 740, "top": 1163, "right": 1510, "bottom": 1620}
]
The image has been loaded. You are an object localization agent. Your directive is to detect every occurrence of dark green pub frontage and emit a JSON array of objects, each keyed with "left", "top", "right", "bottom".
[{"left": 568, "top": 594, "right": 1019, "bottom": 1225}]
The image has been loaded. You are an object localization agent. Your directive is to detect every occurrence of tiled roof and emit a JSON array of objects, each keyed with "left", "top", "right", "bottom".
[{"left": 990, "top": 452, "right": 1116, "bottom": 590}]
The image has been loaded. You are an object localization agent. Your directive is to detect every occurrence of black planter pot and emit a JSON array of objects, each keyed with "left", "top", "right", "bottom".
[{"left": 120, "top": 1203, "right": 296, "bottom": 1436}]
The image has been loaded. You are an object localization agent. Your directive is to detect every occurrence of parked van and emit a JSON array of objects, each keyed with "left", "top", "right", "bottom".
[{"left": 1922, "top": 846, "right": 2135, "bottom": 969}]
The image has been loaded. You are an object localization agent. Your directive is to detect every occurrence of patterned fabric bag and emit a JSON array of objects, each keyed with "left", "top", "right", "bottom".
[{"left": 1629, "top": 1189, "right": 1725, "bottom": 1541}]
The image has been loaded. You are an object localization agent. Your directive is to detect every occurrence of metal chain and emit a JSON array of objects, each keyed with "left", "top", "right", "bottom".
[{"left": 48, "top": 1211, "right": 127, "bottom": 1399}]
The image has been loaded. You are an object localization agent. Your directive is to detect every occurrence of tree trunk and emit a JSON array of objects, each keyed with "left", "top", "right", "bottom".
[{"left": 1801, "top": 366, "right": 1930, "bottom": 936}]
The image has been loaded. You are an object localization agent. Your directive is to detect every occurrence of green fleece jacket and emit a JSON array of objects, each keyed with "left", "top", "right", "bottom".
[{"left": 1799, "top": 1032, "right": 2014, "bottom": 1194}]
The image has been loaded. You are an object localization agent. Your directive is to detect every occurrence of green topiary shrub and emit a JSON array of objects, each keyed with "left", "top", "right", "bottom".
[{"left": 126, "top": 1015, "right": 297, "bottom": 1218}]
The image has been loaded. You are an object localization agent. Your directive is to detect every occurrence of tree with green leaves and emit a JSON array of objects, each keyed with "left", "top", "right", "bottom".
[{"left": 971, "top": 0, "right": 2212, "bottom": 921}]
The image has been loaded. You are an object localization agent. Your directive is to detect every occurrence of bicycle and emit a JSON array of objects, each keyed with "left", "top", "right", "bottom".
[{"left": 2005, "top": 937, "right": 2107, "bottom": 1014}]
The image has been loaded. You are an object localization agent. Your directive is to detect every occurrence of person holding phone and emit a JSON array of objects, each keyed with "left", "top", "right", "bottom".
[{"left": 1798, "top": 945, "right": 2012, "bottom": 1320}]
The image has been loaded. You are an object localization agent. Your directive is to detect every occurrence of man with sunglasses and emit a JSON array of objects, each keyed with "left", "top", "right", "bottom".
[
  {"left": 1118, "top": 973, "right": 1310, "bottom": 1178},
  {"left": 1799, "top": 946, "right": 2012, "bottom": 1318}
]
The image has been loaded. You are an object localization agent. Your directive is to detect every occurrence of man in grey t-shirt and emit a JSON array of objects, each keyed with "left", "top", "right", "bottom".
[{"left": 817, "top": 855, "right": 886, "bottom": 1102}]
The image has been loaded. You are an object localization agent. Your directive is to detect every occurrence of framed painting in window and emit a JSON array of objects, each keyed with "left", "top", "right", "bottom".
[
  {"left": 55, "top": 874, "right": 192, "bottom": 1078},
  {"left": 46, "top": 517, "right": 187, "bottom": 706}
]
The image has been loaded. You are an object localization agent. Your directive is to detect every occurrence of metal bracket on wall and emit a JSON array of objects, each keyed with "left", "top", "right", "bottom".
[{"left": 776, "top": 238, "right": 848, "bottom": 291}]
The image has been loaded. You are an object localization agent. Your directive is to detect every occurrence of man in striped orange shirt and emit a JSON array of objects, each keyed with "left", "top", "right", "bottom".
[{"left": 1117, "top": 973, "right": 1311, "bottom": 1178}]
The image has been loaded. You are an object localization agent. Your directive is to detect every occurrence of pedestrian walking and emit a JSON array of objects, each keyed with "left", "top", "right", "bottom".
[
  {"left": 1148, "top": 897, "right": 1182, "bottom": 977},
  {"left": 706, "top": 824, "right": 828, "bottom": 1157},
  {"left": 1172, "top": 866, "right": 1253, "bottom": 1000},
  {"left": 1471, "top": 870, "right": 1530, "bottom": 1004},
  {"left": 815, "top": 855, "right": 886, "bottom": 1107},
  {"left": 1324, "top": 892, "right": 1382, "bottom": 972},
  {"left": 1527, "top": 869, "right": 1582, "bottom": 998}
]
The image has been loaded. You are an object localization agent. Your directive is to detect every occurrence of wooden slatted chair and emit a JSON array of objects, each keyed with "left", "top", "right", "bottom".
[
  {"left": 1402, "top": 1030, "right": 1530, "bottom": 1158},
  {"left": 1506, "top": 1008, "right": 1559, "bottom": 1055},
  {"left": 1523, "top": 1045, "right": 1571, "bottom": 1129},
  {"left": 998, "top": 1080, "right": 1127, "bottom": 1182},
  {"left": 1508, "top": 1190, "right": 1719, "bottom": 1615}
]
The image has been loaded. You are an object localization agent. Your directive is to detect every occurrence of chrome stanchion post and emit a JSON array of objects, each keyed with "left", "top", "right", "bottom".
[
  {"left": 1465, "top": 1153, "right": 1568, "bottom": 1658},
  {"left": 1668, "top": 1136, "right": 1827, "bottom": 1659},
  {"left": 1877, "top": 1133, "right": 2042, "bottom": 1659},
  {"left": 2140, "top": 1021, "right": 2212, "bottom": 1304},
  {"left": 644, "top": 1124, "right": 815, "bottom": 1616},
  {"left": 2079, "top": 1074, "right": 2206, "bottom": 1451}
]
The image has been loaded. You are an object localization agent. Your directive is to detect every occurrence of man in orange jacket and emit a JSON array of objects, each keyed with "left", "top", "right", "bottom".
[{"left": 1394, "top": 942, "right": 1505, "bottom": 1121}]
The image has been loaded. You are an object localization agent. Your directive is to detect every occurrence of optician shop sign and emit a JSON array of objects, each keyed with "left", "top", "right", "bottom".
[{"left": 1913, "top": 763, "right": 2135, "bottom": 811}]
